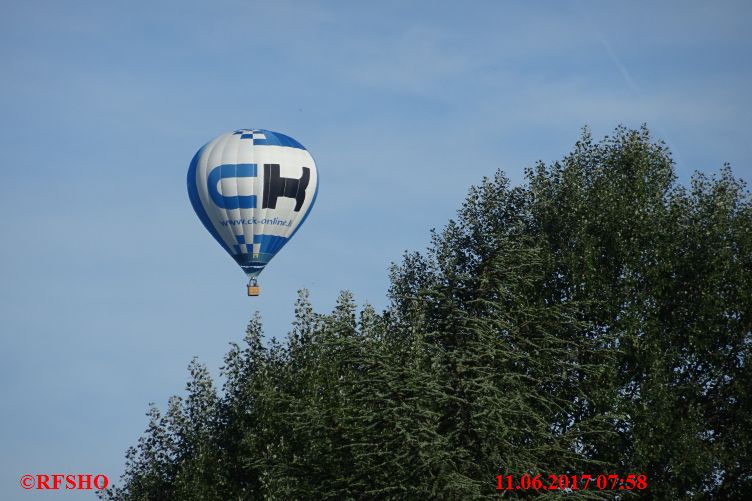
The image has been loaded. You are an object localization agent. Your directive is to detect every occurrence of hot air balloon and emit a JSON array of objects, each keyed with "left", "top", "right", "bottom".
[{"left": 187, "top": 129, "right": 318, "bottom": 296}]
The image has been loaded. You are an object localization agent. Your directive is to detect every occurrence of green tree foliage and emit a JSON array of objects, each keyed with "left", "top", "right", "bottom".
[{"left": 102, "top": 126, "right": 751, "bottom": 500}]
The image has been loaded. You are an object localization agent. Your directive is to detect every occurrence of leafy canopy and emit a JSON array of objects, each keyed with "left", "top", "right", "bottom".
[{"left": 103, "top": 126, "right": 752, "bottom": 500}]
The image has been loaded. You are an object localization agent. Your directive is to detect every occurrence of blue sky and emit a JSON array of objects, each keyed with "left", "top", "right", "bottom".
[{"left": 1, "top": 1, "right": 750, "bottom": 498}]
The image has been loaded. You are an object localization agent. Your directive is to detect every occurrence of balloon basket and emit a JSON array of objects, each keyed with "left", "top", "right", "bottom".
[{"left": 247, "top": 285, "right": 261, "bottom": 296}]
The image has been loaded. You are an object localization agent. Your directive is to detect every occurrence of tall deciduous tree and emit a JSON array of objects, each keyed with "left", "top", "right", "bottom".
[{"left": 103, "top": 126, "right": 751, "bottom": 500}]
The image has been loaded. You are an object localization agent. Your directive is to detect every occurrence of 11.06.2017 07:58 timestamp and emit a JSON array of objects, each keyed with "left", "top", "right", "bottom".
[{"left": 496, "top": 473, "right": 648, "bottom": 492}]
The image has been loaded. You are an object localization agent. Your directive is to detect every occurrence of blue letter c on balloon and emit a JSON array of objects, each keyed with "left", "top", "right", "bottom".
[{"left": 207, "top": 163, "right": 258, "bottom": 209}]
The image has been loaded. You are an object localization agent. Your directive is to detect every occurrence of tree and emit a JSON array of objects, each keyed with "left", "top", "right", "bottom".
[{"left": 102, "top": 126, "right": 751, "bottom": 500}]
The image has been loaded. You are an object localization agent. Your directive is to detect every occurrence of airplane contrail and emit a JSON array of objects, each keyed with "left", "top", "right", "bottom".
[{"left": 574, "top": 0, "right": 684, "bottom": 169}]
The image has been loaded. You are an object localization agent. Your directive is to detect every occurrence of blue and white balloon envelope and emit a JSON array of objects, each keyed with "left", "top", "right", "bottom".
[{"left": 187, "top": 129, "right": 318, "bottom": 285}]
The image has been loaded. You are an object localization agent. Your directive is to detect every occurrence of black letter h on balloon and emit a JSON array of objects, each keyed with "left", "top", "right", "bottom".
[{"left": 262, "top": 164, "right": 310, "bottom": 212}]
